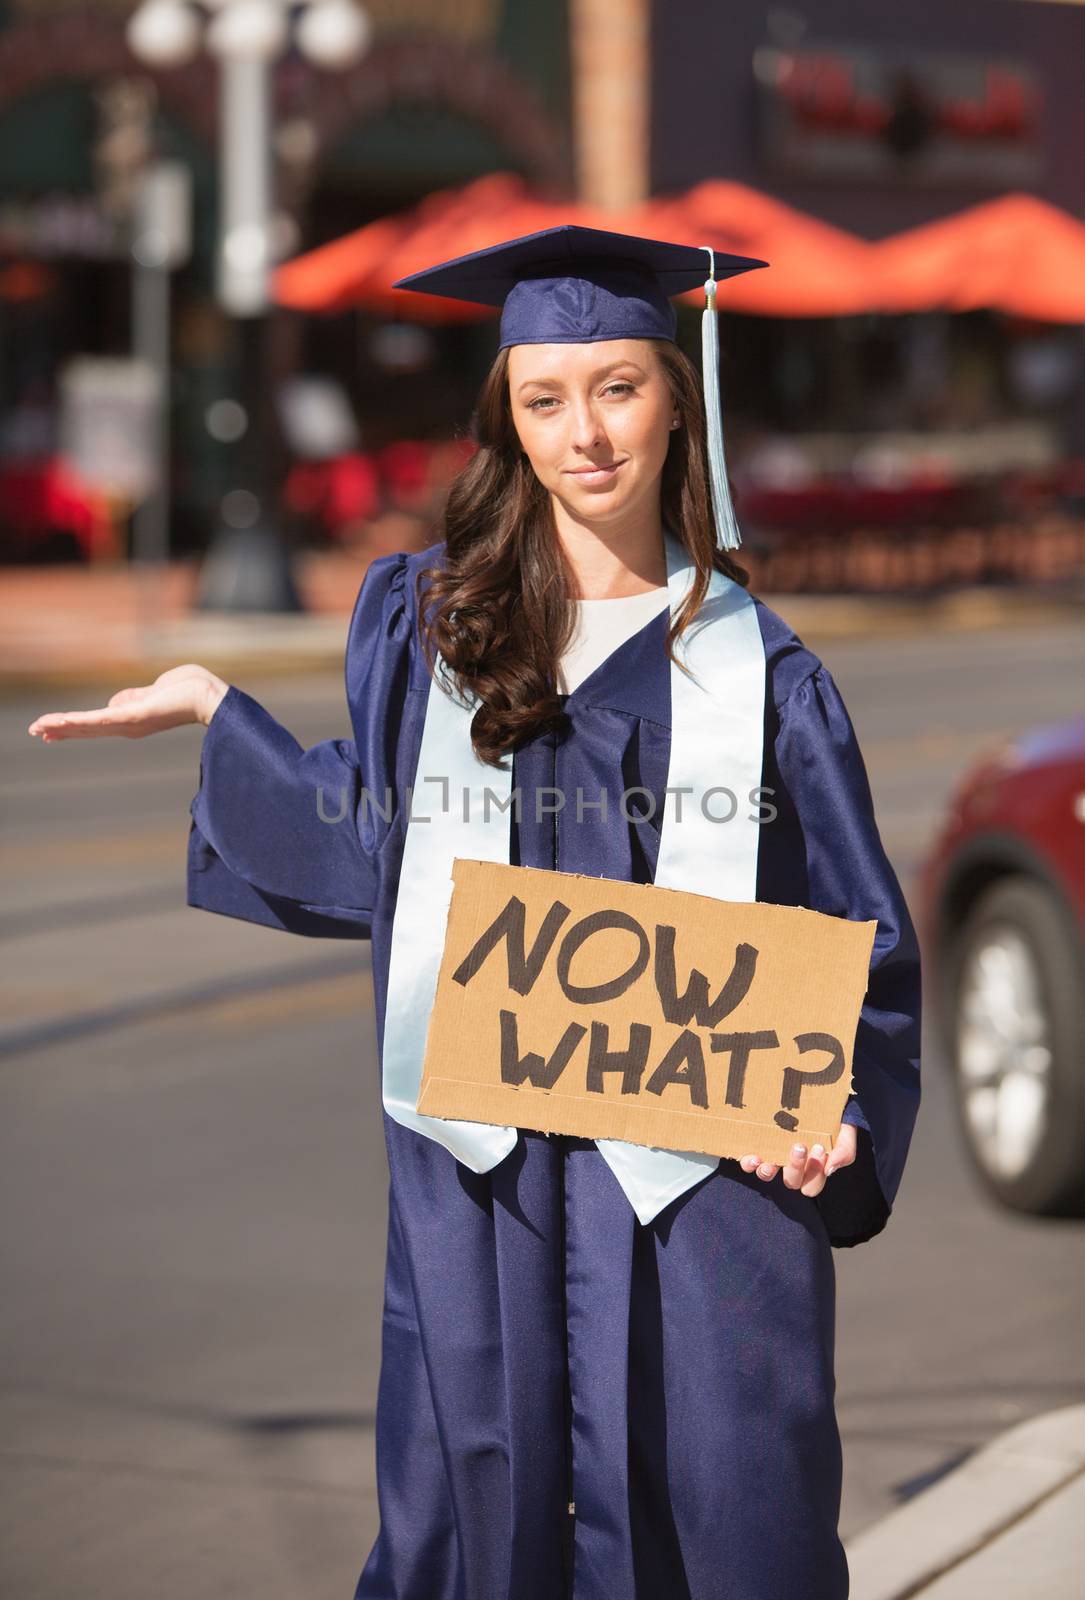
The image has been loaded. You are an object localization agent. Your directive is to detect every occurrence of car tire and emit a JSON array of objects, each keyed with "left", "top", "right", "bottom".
[{"left": 945, "top": 874, "right": 1085, "bottom": 1216}]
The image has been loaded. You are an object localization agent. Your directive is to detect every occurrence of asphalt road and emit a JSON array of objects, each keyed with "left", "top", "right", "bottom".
[{"left": 2, "top": 618, "right": 1084, "bottom": 1599}]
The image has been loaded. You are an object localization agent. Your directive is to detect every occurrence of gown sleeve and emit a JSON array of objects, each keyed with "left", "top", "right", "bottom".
[
  {"left": 185, "top": 552, "right": 410, "bottom": 939},
  {"left": 775, "top": 662, "right": 922, "bottom": 1248}
]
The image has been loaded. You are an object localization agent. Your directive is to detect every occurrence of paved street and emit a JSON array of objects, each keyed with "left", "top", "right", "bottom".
[{"left": 2, "top": 618, "right": 1084, "bottom": 1598}]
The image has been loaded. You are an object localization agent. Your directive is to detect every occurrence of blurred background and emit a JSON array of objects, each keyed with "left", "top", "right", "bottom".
[{"left": 2, "top": 1, "right": 1084, "bottom": 1597}]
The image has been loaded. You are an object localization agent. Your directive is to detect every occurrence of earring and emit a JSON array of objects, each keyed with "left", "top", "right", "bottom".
[{"left": 670, "top": 418, "right": 680, "bottom": 430}]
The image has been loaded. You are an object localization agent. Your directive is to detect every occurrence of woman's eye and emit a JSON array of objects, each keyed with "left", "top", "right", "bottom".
[{"left": 527, "top": 382, "right": 635, "bottom": 412}]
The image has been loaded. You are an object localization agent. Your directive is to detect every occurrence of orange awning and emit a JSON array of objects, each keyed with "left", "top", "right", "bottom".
[
  {"left": 274, "top": 173, "right": 623, "bottom": 323},
  {"left": 274, "top": 206, "right": 427, "bottom": 316},
  {"left": 866, "top": 193, "right": 1085, "bottom": 321},
  {"left": 274, "top": 173, "right": 1085, "bottom": 325},
  {"left": 633, "top": 181, "right": 876, "bottom": 317},
  {"left": 273, "top": 172, "right": 877, "bottom": 321}
]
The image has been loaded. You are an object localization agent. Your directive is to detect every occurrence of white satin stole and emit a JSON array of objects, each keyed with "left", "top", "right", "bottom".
[{"left": 380, "top": 533, "right": 766, "bottom": 1224}]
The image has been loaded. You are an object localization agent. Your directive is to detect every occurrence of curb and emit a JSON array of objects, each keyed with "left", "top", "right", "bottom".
[
  {"left": 1, "top": 584, "right": 1082, "bottom": 695},
  {"left": 843, "top": 1402, "right": 1085, "bottom": 1600},
  {"left": 0, "top": 616, "right": 352, "bottom": 696},
  {"left": 776, "top": 583, "right": 1085, "bottom": 644}
]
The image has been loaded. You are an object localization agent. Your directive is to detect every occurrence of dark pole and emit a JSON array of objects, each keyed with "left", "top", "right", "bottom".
[{"left": 194, "top": 308, "right": 303, "bottom": 612}]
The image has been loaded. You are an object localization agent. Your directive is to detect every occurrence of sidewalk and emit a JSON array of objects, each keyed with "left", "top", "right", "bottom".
[
  {"left": 0, "top": 552, "right": 364, "bottom": 692},
  {"left": 2, "top": 554, "right": 1083, "bottom": 692},
  {"left": 845, "top": 1403, "right": 1085, "bottom": 1599}
]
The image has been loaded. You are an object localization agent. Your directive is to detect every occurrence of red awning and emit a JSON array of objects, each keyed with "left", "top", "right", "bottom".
[
  {"left": 866, "top": 192, "right": 1085, "bottom": 321},
  {"left": 274, "top": 173, "right": 620, "bottom": 323},
  {"left": 273, "top": 171, "right": 876, "bottom": 321},
  {"left": 633, "top": 180, "right": 876, "bottom": 317},
  {"left": 273, "top": 173, "right": 1085, "bottom": 325}
]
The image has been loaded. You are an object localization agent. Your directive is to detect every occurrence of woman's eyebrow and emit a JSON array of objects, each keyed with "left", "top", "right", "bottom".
[{"left": 516, "top": 361, "right": 646, "bottom": 395}]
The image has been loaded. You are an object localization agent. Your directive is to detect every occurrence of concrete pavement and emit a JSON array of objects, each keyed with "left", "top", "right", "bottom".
[
  {"left": 2, "top": 554, "right": 1083, "bottom": 690},
  {"left": 846, "top": 1403, "right": 1085, "bottom": 1600}
]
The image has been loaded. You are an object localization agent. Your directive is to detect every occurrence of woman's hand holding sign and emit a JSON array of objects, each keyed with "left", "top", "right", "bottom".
[{"left": 741, "top": 1124, "right": 858, "bottom": 1195}]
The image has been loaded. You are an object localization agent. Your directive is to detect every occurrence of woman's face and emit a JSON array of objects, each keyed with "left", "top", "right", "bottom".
[{"left": 507, "top": 338, "right": 677, "bottom": 527}]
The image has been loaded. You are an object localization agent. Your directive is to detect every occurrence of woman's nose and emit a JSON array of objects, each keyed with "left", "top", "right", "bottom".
[{"left": 569, "top": 401, "right": 606, "bottom": 450}]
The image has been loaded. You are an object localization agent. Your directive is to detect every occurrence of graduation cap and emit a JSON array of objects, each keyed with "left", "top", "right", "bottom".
[{"left": 392, "top": 225, "right": 768, "bottom": 552}]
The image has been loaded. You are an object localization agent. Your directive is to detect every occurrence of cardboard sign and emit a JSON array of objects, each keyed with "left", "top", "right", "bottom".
[{"left": 416, "top": 860, "right": 877, "bottom": 1166}]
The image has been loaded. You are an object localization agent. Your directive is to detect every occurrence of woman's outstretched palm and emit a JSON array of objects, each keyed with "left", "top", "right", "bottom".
[{"left": 27, "top": 664, "right": 228, "bottom": 741}]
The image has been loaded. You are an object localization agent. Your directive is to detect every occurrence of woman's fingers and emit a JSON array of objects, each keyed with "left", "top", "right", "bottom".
[
  {"left": 740, "top": 1153, "right": 781, "bottom": 1182},
  {"left": 800, "top": 1145, "right": 828, "bottom": 1197},
  {"left": 780, "top": 1143, "right": 809, "bottom": 1189},
  {"left": 742, "top": 1126, "right": 857, "bottom": 1194},
  {"left": 824, "top": 1122, "right": 858, "bottom": 1178},
  {"left": 29, "top": 695, "right": 182, "bottom": 740},
  {"left": 28, "top": 666, "right": 224, "bottom": 741},
  {"left": 799, "top": 1126, "right": 858, "bottom": 1195},
  {"left": 29, "top": 703, "right": 155, "bottom": 739},
  {"left": 29, "top": 706, "right": 115, "bottom": 735}
]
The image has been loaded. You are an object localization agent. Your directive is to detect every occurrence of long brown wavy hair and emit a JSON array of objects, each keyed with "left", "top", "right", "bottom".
[{"left": 416, "top": 338, "right": 749, "bottom": 769}]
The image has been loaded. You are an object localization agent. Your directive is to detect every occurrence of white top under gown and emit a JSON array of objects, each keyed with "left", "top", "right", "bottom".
[{"left": 557, "top": 585, "right": 671, "bottom": 694}]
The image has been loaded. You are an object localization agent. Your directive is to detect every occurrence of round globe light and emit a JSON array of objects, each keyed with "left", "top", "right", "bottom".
[
  {"left": 223, "top": 221, "right": 270, "bottom": 273},
  {"left": 206, "top": 0, "right": 289, "bottom": 62},
  {"left": 296, "top": 1, "right": 372, "bottom": 69},
  {"left": 126, "top": 1, "right": 202, "bottom": 69}
]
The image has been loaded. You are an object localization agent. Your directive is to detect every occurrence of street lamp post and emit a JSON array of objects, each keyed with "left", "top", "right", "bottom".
[{"left": 126, "top": 0, "right": 372, "bottom": 612}]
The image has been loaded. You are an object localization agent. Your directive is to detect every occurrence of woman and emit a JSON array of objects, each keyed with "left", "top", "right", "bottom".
[{"left": 28, "top": 228, "right": 921, "bottom": 1600}]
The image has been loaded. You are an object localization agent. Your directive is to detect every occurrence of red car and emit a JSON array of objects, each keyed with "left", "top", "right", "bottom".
[{"left": 918, "top": 716, "right": 1085, "bottom": 1216}]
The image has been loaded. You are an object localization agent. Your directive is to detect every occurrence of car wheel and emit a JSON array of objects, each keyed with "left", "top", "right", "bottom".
[{"left": 946, "top": 874, "right": 1085, "bottom": 1216}]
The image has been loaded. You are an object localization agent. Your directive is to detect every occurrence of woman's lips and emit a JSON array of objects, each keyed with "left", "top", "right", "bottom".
[{"left": 565, "top": 460, "right": 625, "bottom": 484}]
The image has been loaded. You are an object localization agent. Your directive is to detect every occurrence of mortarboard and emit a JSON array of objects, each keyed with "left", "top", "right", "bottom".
[{"left": 392, "top": 225, "right": 768, "bottom": 553}]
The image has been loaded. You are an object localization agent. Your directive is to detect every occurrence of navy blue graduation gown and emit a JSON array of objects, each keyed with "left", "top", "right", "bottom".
[{"left": 187, "top": 542, "right": 921, "bottom": 1600}]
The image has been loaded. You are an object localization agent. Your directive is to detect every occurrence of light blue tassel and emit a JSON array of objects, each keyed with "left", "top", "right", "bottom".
[{"left": 699, "top": 247, "right": 742, "bottom": 552}]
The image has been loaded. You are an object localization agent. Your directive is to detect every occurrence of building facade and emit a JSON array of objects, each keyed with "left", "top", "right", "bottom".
[{"left": 650, "top": 0, "right": 1085, "bottom": 234}]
